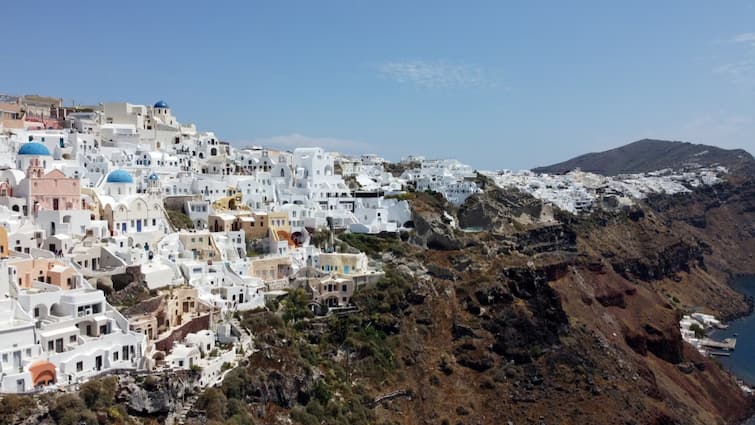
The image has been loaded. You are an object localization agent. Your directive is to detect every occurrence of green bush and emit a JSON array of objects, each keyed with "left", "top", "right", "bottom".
[
  {"left": 165, "top": 207, "right": 194, "bottom": 230},
  {"left": 79, "top": 377, "right": 117, "bottom": 409},
  {"left": 689, "top": 323, "right": 706, "bottom": 338},
  {"left": 312, "top": 379, "right": 331, "bottom": 405},
  {"left": 221, "top": 367, "right": 251, "bottom": 400},
  {"left": 338, "top": 233, "right": 406, "bottom": 257},
  {"left": 226, "top": 399, "right": 254, "bottom": 425},
  {"left": 291, "top": 406, "right": 320, "bottom": 425},
  {"left": 282, "top": 288, "right": 313, "bottom": 323},
  {"left": 50, "top": 394, "right": 97, "bottom": 425},
  {"left": 143, "top": 375, "right": 160, "bottom": 391},
  {"left": 196, "top": 387, "right": 227, "bottom": 421},
  {"left": 0, "top": 394, "right": 35, "bottom": 423}
]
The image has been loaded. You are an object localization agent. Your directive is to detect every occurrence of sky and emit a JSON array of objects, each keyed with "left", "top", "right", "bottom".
[{"left": 2, "top": 1, "right": 755, "bottom": 170}]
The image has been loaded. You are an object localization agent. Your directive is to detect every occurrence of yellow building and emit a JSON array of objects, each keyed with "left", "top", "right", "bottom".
[
  {"left": 317, "top": 252, "right": 369, "bottom": 276},
  {"left": 211, "top": 191, "right": 248, "bottom": 212}
]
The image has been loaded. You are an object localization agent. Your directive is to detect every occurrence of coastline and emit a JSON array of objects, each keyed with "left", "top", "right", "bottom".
[
  {"left": 721, "top": 273, "right": 755, "bottom": 323},
  {"left": 715, "top": 275, "right": 755, "bottom": 424}
]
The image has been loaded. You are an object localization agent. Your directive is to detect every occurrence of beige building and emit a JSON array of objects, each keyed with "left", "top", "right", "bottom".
[
  {"left": 163, "top": 287, "right": 200, "bottom": 329},
  {"left": 314, "top": 276, "right": 354, "bottom": 308},
  {"left": 178, "top": 231, "right": 220, "bottom": 260},
  {"left": 127, "top": 286, "right": 203, "bottom": 341},
  {"left": 208, "top": 210, "right": 291, "bottom": 246},
  {"left": 248, "top": 255, "right": 292, "bottom": 281},
  {"left": 208, "top": 213, "right": 237, "bottom": 233},
  {"left": 244, "top": 211, "right": 290, "bottom": 241},
  {"left": 293, "top": 267, "right": 355, "bottom": 309}
]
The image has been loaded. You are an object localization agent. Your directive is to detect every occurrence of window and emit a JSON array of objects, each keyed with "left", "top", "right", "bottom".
[
  {"left": 2, "top": 354, "right": 6, "bottom": 363},
  {"left": 76, "top": 361, "right": 83, "bottom": 372},
  {"left": 342, "top": 285, "right": 347, "bottom": 292},
  {"left": 47, "top": 341, "right": 54, "bottom": 351},
  {"left": 113, "top": 351, "right": 119, "bottom": 361}
]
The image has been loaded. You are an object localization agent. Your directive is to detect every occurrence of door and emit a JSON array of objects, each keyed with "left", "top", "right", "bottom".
[
  {"left": 121, "top": 223, "right": 126, "bottom": 233},
  {"left": 95, "top": 355, "right": 102, "bottom": 371},
  {"left": 136, "top": 219, "right": 142, "bottom": 232}
]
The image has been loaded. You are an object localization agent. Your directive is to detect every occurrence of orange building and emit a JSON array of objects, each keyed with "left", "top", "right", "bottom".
[
  {"left": 0, "top": 227, "right": 8, "bottom": 258},
  {"left": 11, "top": 259, "right": 77, "bottom": 289}
]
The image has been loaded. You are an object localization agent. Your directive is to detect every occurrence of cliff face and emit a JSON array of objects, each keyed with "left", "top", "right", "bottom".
[{"left": 359, "top": 183, "right": 753, "bottom": 425}]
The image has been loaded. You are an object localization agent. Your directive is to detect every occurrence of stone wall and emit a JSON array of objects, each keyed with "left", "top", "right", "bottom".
[{"left": 155, "top": 313, "right": 212, "bottom": 353}]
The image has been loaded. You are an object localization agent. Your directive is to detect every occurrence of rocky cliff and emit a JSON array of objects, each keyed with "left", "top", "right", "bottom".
[{"left": 184, "top": 177, "right": 754, "bottom": 425}]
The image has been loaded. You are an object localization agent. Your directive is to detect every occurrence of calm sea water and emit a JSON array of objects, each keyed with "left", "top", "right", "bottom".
[{"left": 712, "top": 276, "right": 755, "bottom": 386}]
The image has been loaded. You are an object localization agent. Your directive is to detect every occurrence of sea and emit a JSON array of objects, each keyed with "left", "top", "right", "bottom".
[
  {"left": 712, "top": 276, "right": 755, "bottom": 385},
  {"left": 709, "top": 275, "right": 755, "bottom": 425}
]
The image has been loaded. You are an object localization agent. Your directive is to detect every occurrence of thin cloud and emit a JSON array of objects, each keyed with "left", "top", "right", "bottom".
[
  {"left": 713, "top": 33, "right": 755, "bottom": 86},
  {"left": 714, "top": 59, "right": 755, "bottom": 86},
  {"left": 644, "top": 111, "right": 755, "bottom": 154},
  {"left": 378, "top": 60, "right": 496, "bottom": 88},
  {"left": 731, "top": 32, "right": 755, "bottom": 46},
  {"left": 241, "top": 133, "right": 371, "bottom": 153}
]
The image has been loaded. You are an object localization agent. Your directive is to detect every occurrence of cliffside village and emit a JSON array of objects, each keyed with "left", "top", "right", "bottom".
[{"left": 0, "top": 94, "right": 730, "bottom": 394}]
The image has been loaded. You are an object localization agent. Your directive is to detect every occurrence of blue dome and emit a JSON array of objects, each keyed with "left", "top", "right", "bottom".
[
  {"left": 153, "top": 100, "right": 169, "bottom": 109},
  {"left": 106, "top": 169, "right": 134, "bottom": 184},
  {"left": 148, "top": 172, "right": 159, "bottom": 181},
  {"left": 18, "top": 142, "right": 50, "bottom": 156}
]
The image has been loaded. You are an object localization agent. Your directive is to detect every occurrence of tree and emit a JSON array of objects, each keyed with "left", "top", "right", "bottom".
[
  {"left": 282, "top": 288, "right": 313, "bottom": 323},
  {"left": 196, "top": 387, "right": 227, "bottom": 421},
  {"left": 689, "top": 323, "right": 706, "bottom": 339},
  {"left": 79, "top": 377, "right": 117, "bottom": 409},
  {"left": 50, "top": 394, "right": 98, "bottom": 425}
]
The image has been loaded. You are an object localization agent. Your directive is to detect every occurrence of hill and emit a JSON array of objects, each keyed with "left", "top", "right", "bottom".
[{"left": 532, "top": 139, "right": 754, "bottom": 176}]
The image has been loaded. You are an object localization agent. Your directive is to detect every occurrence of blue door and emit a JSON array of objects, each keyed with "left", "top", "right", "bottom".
[
  {"left": 121, "top": 223, "right": 126, "bottom": 233},
  {"left": 136, "top": 220, "right": 142, "bottom": 232},
  {"left": 344, "top": 265, "right": 350, "bottom": 274}
]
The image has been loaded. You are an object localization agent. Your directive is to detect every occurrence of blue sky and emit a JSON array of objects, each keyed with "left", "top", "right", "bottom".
[{"left": 3, "top": 1, "right": 755, "bottom": 169}]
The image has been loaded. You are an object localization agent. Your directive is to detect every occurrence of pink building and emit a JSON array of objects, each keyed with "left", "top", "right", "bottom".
[{"left": 23, "top": 158, "right": 81, "bottom": 214}]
